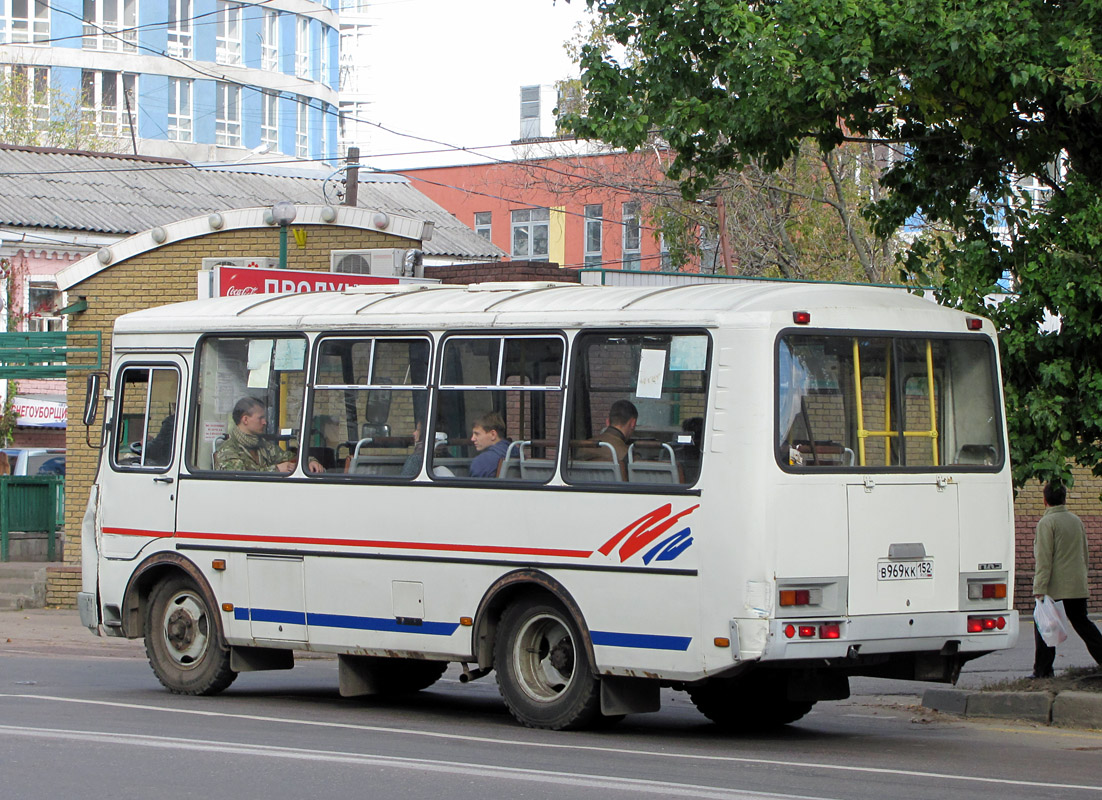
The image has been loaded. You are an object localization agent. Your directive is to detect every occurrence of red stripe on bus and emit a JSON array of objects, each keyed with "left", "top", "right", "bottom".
[
  {"left": 168, "top": 530, "right": 594, "bottom": 559},
  {"left": 102, "top": 527, "right": 174, "bottom": 538}
]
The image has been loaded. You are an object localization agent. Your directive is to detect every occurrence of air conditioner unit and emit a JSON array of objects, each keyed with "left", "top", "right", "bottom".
[
  {"left": 330, "top": 249, "right": 424, "bottom": 278},
  {"left": 201, "top": 257, "right": 280, "bottom": 270}
]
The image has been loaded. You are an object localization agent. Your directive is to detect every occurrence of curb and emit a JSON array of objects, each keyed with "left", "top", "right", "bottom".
[{"left": 922, "top": 687, "right": 1102, "bottom": 730}]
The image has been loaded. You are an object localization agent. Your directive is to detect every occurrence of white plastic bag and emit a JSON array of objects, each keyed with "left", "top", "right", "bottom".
[{"left": 1035, "top": 595, "right": 1069, "bottom": 647}]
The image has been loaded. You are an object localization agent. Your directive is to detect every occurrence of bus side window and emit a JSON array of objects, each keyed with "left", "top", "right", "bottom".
[
  {"left": 311, "top": 336, "right": 431, "bottom": 479},
  {"left": 565, "top": 331, "right": 709, "bottom": 487},
  {"left": 433, "top": 335, "right": 564, "bottom": 483},
  {"left": 189, "top": 335, "right": 309, "bottom": 474}
]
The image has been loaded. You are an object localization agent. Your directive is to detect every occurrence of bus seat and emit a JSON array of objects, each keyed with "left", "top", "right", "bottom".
[
  {"left": 566, "top": 441, "right": 622, "bottom": 483},
  {"left": 432, "top": 457, "right": 470, "bottom": 478},
  {"left": 210, "top": 434, "right": 228, "bottom": 469},
  {"left": 954, "top": 444, "right": 997, "bottom": 465},
  {"left": 498, "top": 440, "right": 528, "bottom": 480},
  {"left": 627, "top": 442, "right": 681, "bottom": 484}
]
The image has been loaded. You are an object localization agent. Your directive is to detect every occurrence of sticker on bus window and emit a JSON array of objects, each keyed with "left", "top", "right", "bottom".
[
  {"left": 636, "top": 349, "right": 666, "bottom": 399},
  {"left": 274, "top": 339, "right": 306, "bottom": 370},
  {"left": 670, "top": 336, "right": 706, "bottom": 371}
]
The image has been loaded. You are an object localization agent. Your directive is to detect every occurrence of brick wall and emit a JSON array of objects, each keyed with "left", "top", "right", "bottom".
[{"left": 1014, "top": 474, "right": 1102, "bottom": 614}]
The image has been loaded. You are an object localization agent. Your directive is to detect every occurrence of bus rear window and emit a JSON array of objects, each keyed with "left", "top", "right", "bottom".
[{"left": 778, "top": 334, "right": 1003, "bottom": 470}]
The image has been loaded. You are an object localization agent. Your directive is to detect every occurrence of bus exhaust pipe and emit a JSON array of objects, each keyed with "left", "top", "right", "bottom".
[{"left": 460, "top": 664, "right": 492, "bottom": 683}]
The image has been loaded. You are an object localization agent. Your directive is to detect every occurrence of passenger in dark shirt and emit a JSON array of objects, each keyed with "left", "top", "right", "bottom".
[{"left": 469, "top": 411, "right": 511, "bottom": 478}]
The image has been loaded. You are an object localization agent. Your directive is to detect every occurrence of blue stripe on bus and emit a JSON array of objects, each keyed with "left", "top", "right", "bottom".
[
  {"left": 590, "top": 630, "right": 692, "bottom": 651},
  {"left": 231, "top": 607, "right": 459, "bottom": 637}
]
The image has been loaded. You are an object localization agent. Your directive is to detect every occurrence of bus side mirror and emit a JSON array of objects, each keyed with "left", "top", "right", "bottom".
[{"left": 83, "top": 373, "right": 102, "bottom": 426}]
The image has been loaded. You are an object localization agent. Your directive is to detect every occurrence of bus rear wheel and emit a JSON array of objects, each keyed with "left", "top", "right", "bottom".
[
  {"left": 145, "top": 574, "right": 236, "bottom": 696},
  {"left": 688, "top": 674, "right": 813, "bottom": 731},
  {"left": 494, "top": 600, "right": 602, "bottom": 730}
]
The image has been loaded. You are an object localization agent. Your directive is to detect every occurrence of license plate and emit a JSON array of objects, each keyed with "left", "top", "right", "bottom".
[{"left": 877, "top": 560, "right": 934, "bottom": 581}]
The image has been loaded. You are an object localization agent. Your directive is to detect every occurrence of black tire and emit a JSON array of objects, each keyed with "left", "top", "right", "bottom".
[
  {"left": 363, "top": 657, "right": 448, "bottom": 693},
  {"left": 145, "top": 574, "right": 236, "bottom": 696},
  {"left": 494, "top": 600, "right": 602, "bottom": 730},
  {"left": 688, "top": 673, "right": 813, "bottom": 731}
]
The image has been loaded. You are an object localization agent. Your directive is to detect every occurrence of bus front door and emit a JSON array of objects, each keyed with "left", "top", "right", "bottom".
[{"left": 99, "top": 359, "right": 185, "bottom": 559}]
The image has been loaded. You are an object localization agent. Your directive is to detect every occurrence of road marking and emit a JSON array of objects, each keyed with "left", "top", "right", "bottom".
[
  {"left": 0, "top": 724, "right": 826, "bottom": 800},
  {"left": 1, "top": 694, "right": 1100, "bottom": 793}
]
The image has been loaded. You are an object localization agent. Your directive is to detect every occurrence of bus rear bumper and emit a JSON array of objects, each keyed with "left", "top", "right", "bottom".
[{"left": 758, "top": 610, "right": 1019, "bottom": 663}]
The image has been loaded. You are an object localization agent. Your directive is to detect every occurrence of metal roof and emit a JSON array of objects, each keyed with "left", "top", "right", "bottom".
[
  {"left": 0, "top": 145, "right": 503, "bottom": 260},
  {"left": 113, "top": 281, "right": 983, "bottom": 336}
]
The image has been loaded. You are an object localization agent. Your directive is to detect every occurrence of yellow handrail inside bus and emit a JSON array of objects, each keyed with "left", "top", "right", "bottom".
[{"left": 853, "top": 338, "right": 940, "bottom": 468}]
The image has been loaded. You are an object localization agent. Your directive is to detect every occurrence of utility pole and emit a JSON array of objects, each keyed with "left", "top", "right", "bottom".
[{"left": 344, "top": 147, "right": 359, "bottom": 207}]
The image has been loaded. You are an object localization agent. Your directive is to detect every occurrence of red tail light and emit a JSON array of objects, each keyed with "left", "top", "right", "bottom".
[
  {"left": 798, "top": 625, "right": 816, "bottom": 638},
  {"left": 819, "top": 623, "right": 841, "bottom": 639}
]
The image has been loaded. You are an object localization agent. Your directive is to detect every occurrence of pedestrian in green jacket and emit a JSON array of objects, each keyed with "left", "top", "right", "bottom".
[{"left": 1032, "top": 480, "right": 1102, "bottom": 678}]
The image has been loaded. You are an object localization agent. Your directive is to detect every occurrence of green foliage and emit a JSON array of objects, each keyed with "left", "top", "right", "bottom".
[{"left": 570, "top": 0, "right": 1102, "bottom": 489}]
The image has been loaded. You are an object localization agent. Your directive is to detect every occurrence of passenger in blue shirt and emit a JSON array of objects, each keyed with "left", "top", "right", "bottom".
[{"left": 469, "top": 411, "right": 511, "bottom": 478}]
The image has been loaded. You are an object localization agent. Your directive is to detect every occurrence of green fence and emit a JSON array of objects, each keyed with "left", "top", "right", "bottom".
[{"left": 0, "top": 475, "right": 64, "bottom": 561}]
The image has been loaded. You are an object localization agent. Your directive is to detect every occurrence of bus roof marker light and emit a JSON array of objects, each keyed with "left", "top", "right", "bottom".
[
  {"left": 966, "top": 318, "right": 983, "bottom": 330},
  {"left": 793, "top": 311, "right": 811, "bottom": 325}
]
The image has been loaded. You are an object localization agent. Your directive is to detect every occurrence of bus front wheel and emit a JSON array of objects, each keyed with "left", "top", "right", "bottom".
[
  {"left": 494, "top": 600, "right": 602, "bottom": 730},
  {"left": 145, "top": 574, "right": 236, "bottom": 696}
]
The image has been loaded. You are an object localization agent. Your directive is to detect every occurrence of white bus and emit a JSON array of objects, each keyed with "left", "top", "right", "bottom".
[{"left": 77, "top": 281, "right": 1018, "bottom": 730}]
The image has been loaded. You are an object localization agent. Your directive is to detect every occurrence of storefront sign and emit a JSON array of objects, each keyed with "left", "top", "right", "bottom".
[
  {"left": 211, "top": 265, "right": 404, "bottom": 298},
  {"left": 12, "top": 395, "right": 67, "bottom": 428}
]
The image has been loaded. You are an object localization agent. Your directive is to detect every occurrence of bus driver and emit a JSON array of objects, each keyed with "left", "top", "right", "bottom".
[{"left": 215, "top": 396, "right": 324, "bottom": 473}]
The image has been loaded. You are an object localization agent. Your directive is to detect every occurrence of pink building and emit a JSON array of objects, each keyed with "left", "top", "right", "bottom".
[{"left": 401, "top": 150, "right": 676, "bottom": 272}]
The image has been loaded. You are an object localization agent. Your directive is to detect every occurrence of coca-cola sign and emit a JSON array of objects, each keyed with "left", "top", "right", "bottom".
[{"left": 213, "top": 265, "right": 402, "bottom": 297}]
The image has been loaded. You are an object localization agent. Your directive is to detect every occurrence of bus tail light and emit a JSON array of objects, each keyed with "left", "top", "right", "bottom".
[
  {"left": 967, "top": 581, "right": 1007, "bottom": 600},
  {"left": 778, "top": 587, "right": 823, "bottom": 607},
  {"left": 967, "top": 615, "right": 1006, "bottom": 633},
  {"left": 819, "top": 623, "right": 841, "bottom": 639},
  {"left": 798, "top": 625, "right": 816, "bottom": 638}
]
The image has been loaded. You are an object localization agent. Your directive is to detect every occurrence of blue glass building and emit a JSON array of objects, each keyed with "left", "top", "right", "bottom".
[{"left": 1, "top": 1, "right": 340, "bottom": 165}]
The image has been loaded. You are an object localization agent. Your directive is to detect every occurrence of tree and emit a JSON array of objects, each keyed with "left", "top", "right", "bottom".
[
  {"left": 0, "top": 69, "right": 110, "bottom": 151},
  {"left": 567, "top": 0, "right": 1102, "bottom": 488}
]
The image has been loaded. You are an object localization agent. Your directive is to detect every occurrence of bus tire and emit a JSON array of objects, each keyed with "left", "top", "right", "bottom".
[
  {"left": 494, "top": 600, "right": 601, "bottom": 730},
  {"left": 688, "top": 674, "right": 813, "bottom": 731},
  {"left": 145, "top": 574, "right": 236, "bottom": 696}
]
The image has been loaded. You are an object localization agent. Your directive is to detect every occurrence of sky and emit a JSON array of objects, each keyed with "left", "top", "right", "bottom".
[{"left": 353, "top": 0, "right": 596, "bottom": 170}]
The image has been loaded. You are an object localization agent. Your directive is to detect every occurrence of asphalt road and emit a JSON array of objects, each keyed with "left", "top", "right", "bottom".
[{"left": 1, "top": 619, "right": 1100, "bottom": 800}]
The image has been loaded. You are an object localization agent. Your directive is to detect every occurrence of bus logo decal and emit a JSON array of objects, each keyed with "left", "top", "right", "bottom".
[{"left": 599, "top": 503, "right": 700, "bottom": 563}]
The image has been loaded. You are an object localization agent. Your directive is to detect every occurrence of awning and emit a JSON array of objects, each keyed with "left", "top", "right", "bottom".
[{"left": 13, "top": 394, "right": 67, "bottom": 428}]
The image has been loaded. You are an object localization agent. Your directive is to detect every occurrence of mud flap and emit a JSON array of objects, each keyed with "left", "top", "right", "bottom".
[{"left": 600, "top": 675, "right": 661, "bottom": 716}]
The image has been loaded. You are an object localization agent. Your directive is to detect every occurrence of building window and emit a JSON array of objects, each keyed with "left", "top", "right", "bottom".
[
  {"left": 216, "top": 2, "right": 243, "bottom": 66},
  {"left": 296, "top": 16, "right": 311, "bottom": 79},
  {"left": 167, "top": 77, "right": 192, "bottom": 142},
  {"left": 82, "top": 0, "right": 137, "bottom": 52},
  {"left": 321, "top": 25, "right": 331, "bottom": 85},
  {"left": 167, "top": 0, "right": 192, "bottom": 58},
  {"left": 511, "top": 208, "right": 550, "bottom": 261},
  {"left": 519, "top": 85, "right": 540, "bottom": 140},
  {"left": 215, "top": 81, "right": 241, "bottom": 147},
  {"left": 5, "top": 65, "right": 50, "bottom": 130},
  {"left": 622, "top": 201, "right": 641, "bottom": 268},
  {"left": 27, "top": 281, "right": 64, "bottom": 332},
  {"left": 295, "top": 95, "right": 308, "bottom": 158},
  {"left": 81, "top": 70, "right": 136, "bottom": 139},
  {"left": 474, "top": 212, "right": 492, "bottom": 240},
  {"left": 6, "top": 0, "right": 49, "bottom": 44},
  {"left": 584, "top": 204, "right": 603, "bottom": 266},
  {"left": 261, "top": 91, "right": 279, "bottom": 151},
  {"left": 261, "top": 9, "right": 279, "bottom": 72}
]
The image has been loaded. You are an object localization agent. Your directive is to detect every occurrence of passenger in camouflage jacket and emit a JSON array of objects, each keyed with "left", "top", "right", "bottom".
[{"left": 214, "top": 396, "right": 323, "bottom": 473}]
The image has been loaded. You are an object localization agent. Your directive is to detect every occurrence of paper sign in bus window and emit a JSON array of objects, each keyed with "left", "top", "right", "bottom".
[
  {"left": 636, "top": 349, "right": 666, "bottom": 399},
  {"left": 247, "top": 339, "right": 273, "bottom": 388},
  {"left": 670, "top": 336, "right": 706, "bottom": 371},
  {"left": 274, "top": 338, "right": 306, "bottom": 371}
]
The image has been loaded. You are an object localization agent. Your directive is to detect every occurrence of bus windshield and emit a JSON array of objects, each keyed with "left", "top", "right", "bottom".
[{"left": 778, "top": 333, "right": 1003, "bottom": 470}]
